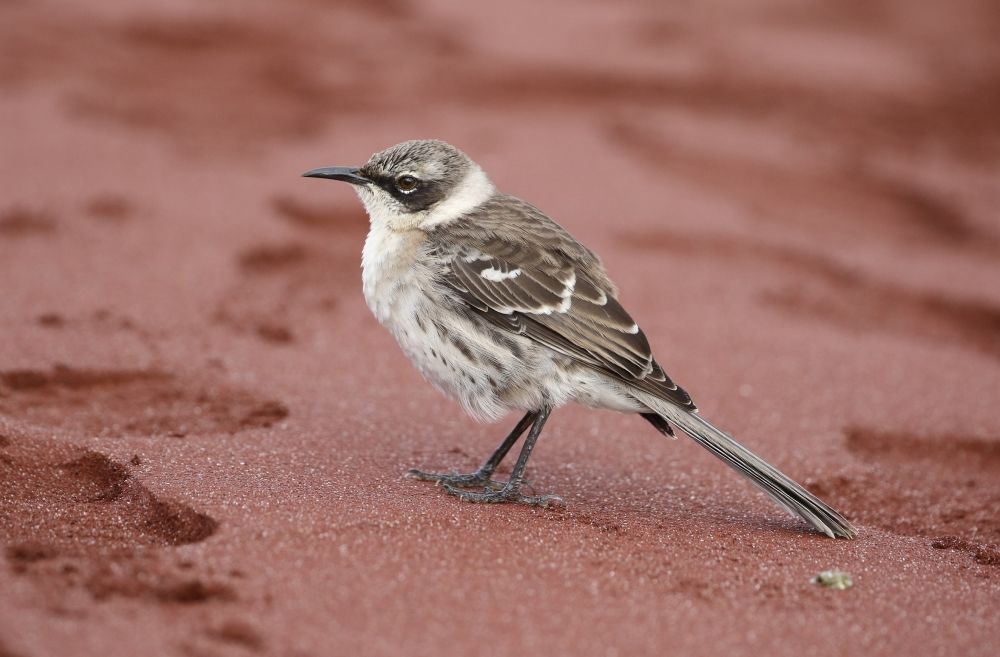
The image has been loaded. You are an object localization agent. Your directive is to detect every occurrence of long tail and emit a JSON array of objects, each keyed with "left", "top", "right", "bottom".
[{"left": 635, "top": 393, "right": 857, "bottom": 539}]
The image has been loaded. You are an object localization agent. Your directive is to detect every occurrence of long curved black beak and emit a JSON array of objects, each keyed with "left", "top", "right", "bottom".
[{"left": 302, "top": 166, "right": 371, "bottom": 185}]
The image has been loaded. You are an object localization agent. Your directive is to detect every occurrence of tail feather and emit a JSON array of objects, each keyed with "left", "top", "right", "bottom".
[{"left": 635, "top": 393, "right": 856, "bottom": 539}]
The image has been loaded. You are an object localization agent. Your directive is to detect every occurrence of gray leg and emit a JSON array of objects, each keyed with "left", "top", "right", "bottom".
[
  {"left": 442, "top": 406, "right": 563, "bottom": 508},
  {"left": 407, "top": 411, "right": 537, "bottom": 490}
]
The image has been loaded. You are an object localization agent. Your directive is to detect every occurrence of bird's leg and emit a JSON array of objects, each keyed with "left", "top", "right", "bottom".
[
  {"left": 441, "top": 406, "right": 563, "bottom": 508},
  {"left": 407, "top": 411, "right": 537, "bottom": 490}
]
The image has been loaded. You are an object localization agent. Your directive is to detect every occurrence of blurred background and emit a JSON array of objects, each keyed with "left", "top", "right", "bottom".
[
  {"left": 4, "top": 0, "right": 999, "bottom": 352},
  {"left": 3, "top": 0, "right": 999, "bottom": 333},
  {"left": 2, "top": 1, "right": 999, "bottom": 656}
]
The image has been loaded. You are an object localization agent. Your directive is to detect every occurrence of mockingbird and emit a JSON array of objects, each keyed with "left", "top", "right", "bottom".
[{"left": 304, "top": 139, "right": 856, "bottom": 539}]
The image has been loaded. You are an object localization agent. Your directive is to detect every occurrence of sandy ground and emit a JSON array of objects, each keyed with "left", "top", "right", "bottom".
[{"left": 2, "top": 1, "right": 1000, "bottom": 655}]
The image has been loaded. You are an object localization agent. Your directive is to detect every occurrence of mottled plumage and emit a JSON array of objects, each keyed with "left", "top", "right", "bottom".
[
  {"left": 304, "top": 139, "right": 856, "bottom": 539},
  {"left": 438, "top": 197, "right": 694, "bottom": 410}
]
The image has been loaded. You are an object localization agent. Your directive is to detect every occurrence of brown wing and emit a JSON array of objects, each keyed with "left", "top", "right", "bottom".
[{"left": 438, "top": 201, "right": 695, "bottom": 410}]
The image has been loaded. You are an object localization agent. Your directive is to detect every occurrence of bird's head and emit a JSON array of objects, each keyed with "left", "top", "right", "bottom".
[{"left": 303, "top": 139, "right": 495, "bottom": 229}]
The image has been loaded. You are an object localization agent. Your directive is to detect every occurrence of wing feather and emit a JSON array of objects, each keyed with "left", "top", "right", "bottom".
[{"left": 434, "top": 195, "right": 695, "bottom": 410}]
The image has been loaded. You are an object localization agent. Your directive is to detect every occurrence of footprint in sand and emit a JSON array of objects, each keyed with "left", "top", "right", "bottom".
[
  {"left": 0, "top": 433, "right": 234, "bottom": 607},
  {"left": 214, "top": 227, "right": 360, "bottom": 345},
  {"left": 84, "top": 194, "right": 134, "bottom": 224},
  {"left": 0, "top": 207, "right": 57, "bottom": 237},
  {"left": 204, "top": 620, "right": 266, "bottom": 652},
  {"left": 0, "top": 365, "right": 289, "bottom": 438},
  {"left": 806, "top": 426, "right": 1000, "bottom": 567},
  {"left": 213, "top": 194, "right": 368, "bottom": 346}
]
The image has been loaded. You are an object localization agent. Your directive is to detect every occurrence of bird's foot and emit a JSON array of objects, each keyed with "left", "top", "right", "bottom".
[
  {"left": 405, "top": 468, "right": 505, "bottom": 491},
  {"left": 440, "top": 481, "right": 564, "bottom": 508}
]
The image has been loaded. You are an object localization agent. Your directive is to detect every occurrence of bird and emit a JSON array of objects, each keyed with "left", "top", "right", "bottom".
[{"left": 303, "top": 139, "right": 857, "bottom": 539}]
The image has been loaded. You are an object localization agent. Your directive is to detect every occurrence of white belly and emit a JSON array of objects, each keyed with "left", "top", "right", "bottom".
[
  {"left": 361, "top": 223, "right": 511, "bottom": 420},
  {"left": 360, "top": 223, "right": 645, "bottom": 421}
]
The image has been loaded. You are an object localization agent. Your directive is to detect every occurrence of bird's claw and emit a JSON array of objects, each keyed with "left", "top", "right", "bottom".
[{"left": 440, "top": 482, "right": 565, "bottom": 508}]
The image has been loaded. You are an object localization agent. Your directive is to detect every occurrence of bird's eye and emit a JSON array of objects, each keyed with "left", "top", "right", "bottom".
[{"left": 396, "top": 175, "right": 419, "bottom": 193}]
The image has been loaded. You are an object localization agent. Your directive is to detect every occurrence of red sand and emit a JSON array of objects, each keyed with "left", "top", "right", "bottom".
[{"left": 2, "top": 1, "right": 1000, "bottom": 655}]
